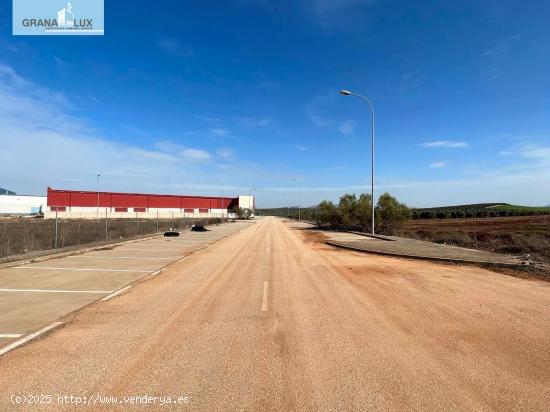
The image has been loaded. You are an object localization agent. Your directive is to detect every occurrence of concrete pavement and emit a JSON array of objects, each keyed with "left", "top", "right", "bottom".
[{"left": 0, "top": 221, "right": 252, "bottom": 349}]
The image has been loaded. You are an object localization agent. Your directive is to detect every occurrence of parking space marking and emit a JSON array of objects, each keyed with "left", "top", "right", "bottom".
[
  {"left": 0, "top": 334, "right": 23, "bottom": 338},
  {"left": 117, "top": 249, "right": 188, "bottom": 252},
  {"left": 0, "top": 322, "right": 63, "bottom": 357},
  {"left": 12, "top": 267, "right": 150, "bottom": 273},
  {"left": 0, "top": 288, "right": 113, "bottom": 294},
  {"left": 66, "top": 256, "right": 176, "bottom": 260},
  {"left": 137, "top": 244, "right": 205, "bottom": 247}
]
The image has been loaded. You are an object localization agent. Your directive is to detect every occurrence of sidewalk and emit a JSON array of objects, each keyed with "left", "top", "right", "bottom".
[{"left": 325, "top": 232, "right": 530, "bottom": 270}]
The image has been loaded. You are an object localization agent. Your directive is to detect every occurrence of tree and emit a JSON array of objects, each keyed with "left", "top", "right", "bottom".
[
  {"left": 338, "top": 194, "right": 357, "bottom": 226},
  {"left": 355, "top": 193, "right": 373, "bottom": 230},
  {"left": 376, "top": 192, "right": 411, "bottom": 234},
  {"left": 232, "top": 206, "right": 245, "bottom": 219},
  {"left": 316, "top": 200, "right": 340, "bottom": 227}
]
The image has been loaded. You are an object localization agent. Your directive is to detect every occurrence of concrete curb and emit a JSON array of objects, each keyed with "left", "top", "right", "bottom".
[
  {"left": 326, "top": 240, "right": 532, "bottom": 271},
  {"left": 347, "top": 231, "right": 395, "bottom": 241}
]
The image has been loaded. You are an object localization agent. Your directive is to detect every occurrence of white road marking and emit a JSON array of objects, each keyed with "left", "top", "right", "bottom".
[
  {"left": 12, "top": 267, "right": 150, "bottom": 273},
  {"left": 101, "top": 285, "right": 132, "bottom": 301},
  {"left": 0, "top": 322, "right": 63, "bottom": 356},
  {"left": 0, "top": 334, "right": 23, "bottom": 338},
  {"left": 0, "top": 288, "right": 112, "bottom": 294},
  {"left": 136, "top": 244, "right": 205, "bottom": 247},
  {"left": 117, "top": 248, "right": 186, "bottom": 252},
  {"left": 262, "top": 281, "right": 269, "bottom": 312},
  {"left": 66, "top": 256, "right": 175, "bottom": 260}
]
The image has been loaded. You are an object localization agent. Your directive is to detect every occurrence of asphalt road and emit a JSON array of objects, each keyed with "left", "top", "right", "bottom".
[{"left": 0, "top": 217, "right": 549, "bottom": 411}]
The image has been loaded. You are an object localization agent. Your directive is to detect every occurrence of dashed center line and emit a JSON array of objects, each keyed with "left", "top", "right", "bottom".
[{"left": 262, "top": 281, "right": 269, "bottom": 312}]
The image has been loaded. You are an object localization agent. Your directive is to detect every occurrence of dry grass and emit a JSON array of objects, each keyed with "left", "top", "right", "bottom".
[
  {"left": 396, "top": 215, "right": 550, "bottom": 264},
  {"left": 0, "top": 216, "right": 224, "bottom": 258}
]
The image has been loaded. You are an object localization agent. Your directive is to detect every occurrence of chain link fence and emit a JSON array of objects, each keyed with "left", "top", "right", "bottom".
[{"left": 0, "top": 212, "right": 227, "bottom": 259}]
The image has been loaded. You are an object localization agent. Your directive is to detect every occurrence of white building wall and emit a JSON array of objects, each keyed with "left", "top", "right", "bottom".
[
  {"left": 238, "top": 195, "right": 255, "bottom": 210},
  {"left": 0, "top": 195, "right": 47, "bottom": 216},
  {"left": 44, "top": 206, "right": 235, "bottom": 220}
]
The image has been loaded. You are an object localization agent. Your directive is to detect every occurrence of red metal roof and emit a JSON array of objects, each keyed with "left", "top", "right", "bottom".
[{"left": 47, "top": 187, "right": 238, "bottom": 209}]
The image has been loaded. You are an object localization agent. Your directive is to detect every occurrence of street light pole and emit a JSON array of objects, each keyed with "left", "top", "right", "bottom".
[
  {"left": 96, "top": 173, "right": 101, "bottom": 222},
  {"left": 340, "top": 89, "right": 375, "bottom": 235}
]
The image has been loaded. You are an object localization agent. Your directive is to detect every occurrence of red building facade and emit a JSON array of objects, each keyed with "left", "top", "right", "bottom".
[{"left": 47, "top": 187, "right": 239, "bottom": 213}]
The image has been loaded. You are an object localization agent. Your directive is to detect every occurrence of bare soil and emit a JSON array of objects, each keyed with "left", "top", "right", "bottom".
[{"left": 397, "top": 215, "right": 550, "bottom": 264}]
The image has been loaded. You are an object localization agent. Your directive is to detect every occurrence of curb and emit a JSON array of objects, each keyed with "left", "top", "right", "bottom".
[{"left": 326, "top": 241, "right": 531, "bottom": 271}]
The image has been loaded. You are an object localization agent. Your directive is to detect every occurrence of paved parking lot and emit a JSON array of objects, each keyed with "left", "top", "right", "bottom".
[{"left": 0, "top": 221, "right": 253, "bottom": 351}]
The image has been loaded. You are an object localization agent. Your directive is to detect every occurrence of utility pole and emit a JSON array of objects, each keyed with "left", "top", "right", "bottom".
[{"left": 96, "top": 173, "right": 101, "bottom": 222}]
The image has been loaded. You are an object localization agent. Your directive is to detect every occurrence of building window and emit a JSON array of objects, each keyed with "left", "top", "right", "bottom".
[
  {"left": 50, "top": 206, "right": 66, "bottom": 211},
  {"left": 198, "top": 208, "right": 208, "bottom": 213},
  {"left": 134, "top": 207, "right": 146, "bottom": 212},
  {"left": 114, "top": 207, "right": 128, "bottom": 212},
  {"left": 184, "top": 208, "right": 194, "bottom": 213}
]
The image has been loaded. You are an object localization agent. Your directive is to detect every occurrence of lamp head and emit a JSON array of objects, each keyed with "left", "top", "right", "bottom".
[{"left": 339, "top": 89, "right": 352, "bottom": 96}]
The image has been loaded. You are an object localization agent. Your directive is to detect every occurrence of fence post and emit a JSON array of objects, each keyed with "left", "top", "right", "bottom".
[
  {"left": 54, "top": 207, "right": 58, "bottom": 249},
  {"left": 136, "top": 212, "right": 139, "bottom": 235},
  {"left": 105, "top": 208, "right": 108, "bottom": 240}
]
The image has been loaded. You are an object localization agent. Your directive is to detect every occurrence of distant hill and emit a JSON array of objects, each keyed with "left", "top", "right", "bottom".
[{"left": 411, "top": 203, "right": 550, "bottom": 219}]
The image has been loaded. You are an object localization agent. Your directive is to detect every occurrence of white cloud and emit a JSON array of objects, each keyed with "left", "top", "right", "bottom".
[
  {"left": 156, "top": 38, "right": 194, "bottom": 58},
  {"left": 498, "top": 144, "right": 550, "bottom": 169},
  {"left": 339, "top": 119, "right": 355, "bottom": 135},
  {"left": 305, "top": 92, "right": 333, "bottom": 127},
  {"left": 419, "top": 140, "right": 469, "bottom": 149},
  {"left": 196, "top": 115, "right": 221, "bottom": 123},
  {"left": 210, "top": 128, "right": 230, "bottom": 137},
  {"left": 0, "top": 64, "right": 242, "bottom": 196},
  {"left": 238, "top": 116, "right": 272, "bottom": 127},
  {"left": 180, "top": 148, "right": 211, "bottom": 160},
  {"left": 429, "top": 161, "right": 447, "bottom": 168},
  {"left": 482, "top": 34, "right": 520, "bottom": 58},
  {"left": 217, "top": 148, "right": 234, "bottom": 159}
]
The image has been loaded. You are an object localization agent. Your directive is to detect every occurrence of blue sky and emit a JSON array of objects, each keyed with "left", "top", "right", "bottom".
[{"left": 1, "top": 0, "right": 549, "bottom": 207}]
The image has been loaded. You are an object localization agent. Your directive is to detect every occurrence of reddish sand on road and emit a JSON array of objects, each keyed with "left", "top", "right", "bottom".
[{"left": 0, "top": 217, "right": 549, "bottom": 411}]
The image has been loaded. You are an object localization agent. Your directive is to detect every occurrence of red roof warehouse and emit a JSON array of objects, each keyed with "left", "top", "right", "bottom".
[
  {"left": 47, "top": 187, "right": 239, "bottom": 210},
  {"left": 45, "top": 188, "right": 256, "bottom": 219}
]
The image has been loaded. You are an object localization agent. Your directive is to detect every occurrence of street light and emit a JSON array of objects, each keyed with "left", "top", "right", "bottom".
[
  {"left": 96, "top": 174, "right": 101, "bottom": 222},
  {"left": 339, "top": 89, "right": 375, "bottom": 235},
  {"left": 290, "top": 178, "right": 301, "bottom": 221}
]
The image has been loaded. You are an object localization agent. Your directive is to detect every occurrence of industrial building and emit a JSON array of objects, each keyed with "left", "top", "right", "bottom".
[
  {"left": 0, "top": 193, "right": 47, "bottom": 216},
  {"left": 45, "top": 187, "right": 255, "bottom": 219}
]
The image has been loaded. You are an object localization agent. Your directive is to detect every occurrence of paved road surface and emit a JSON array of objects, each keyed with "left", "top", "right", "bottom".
[{"left": 1, "top": 217, "right": 549, "bottom": 410}]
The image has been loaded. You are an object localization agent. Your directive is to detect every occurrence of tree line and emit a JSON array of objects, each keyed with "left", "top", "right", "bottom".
[{"left": 259, "top": 192, "right": 411, "bottom": 234}]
